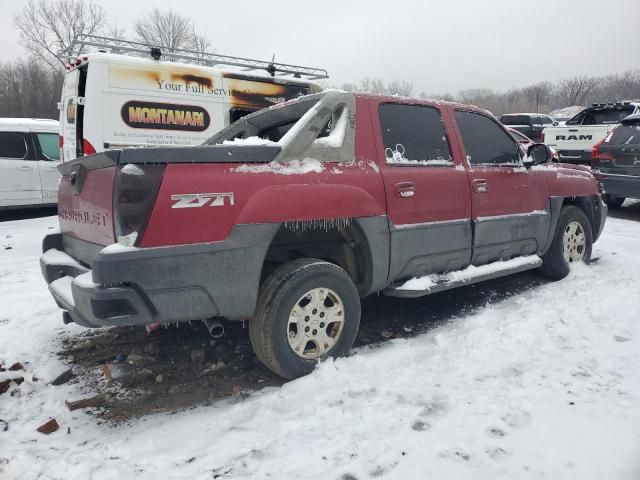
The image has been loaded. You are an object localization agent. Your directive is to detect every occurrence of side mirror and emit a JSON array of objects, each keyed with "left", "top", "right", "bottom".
[
  {"left": 553, "top": 121, "right": 558, "bottom": 126},
  {"left": 524, "top": 143, "right": 550, "bottom": 168}
]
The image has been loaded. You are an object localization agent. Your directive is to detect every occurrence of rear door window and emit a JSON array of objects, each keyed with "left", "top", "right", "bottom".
[
  {"left": 583, "top": 107, "right": 635, "bottom": 125},
  {"left": 607, "top": 123, "right": 640, "bottom": 145},
  {"left": 455, "top": 111, "right": 521, "bottom": 165},
  {"left": 35, "top": 133, "right": 60, "bottom": 160},
  {"left": 379, "top": 103, "right": 452, "bottom": 166},
  {"left": 0, "top": 132, "right": 28, "bottom": 159}
]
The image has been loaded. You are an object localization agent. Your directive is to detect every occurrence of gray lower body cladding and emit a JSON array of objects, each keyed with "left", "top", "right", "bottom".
[{"left": 41, "top": 224, "right": 279, "bottom": 328}]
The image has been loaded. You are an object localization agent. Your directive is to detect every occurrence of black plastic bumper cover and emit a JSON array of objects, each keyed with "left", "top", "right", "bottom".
[
  {"left": 600, "top": 174, "right": 640, "bottom": 199},
  {"left": 41, "top": 224, "right": 279, "bottom": 328}
]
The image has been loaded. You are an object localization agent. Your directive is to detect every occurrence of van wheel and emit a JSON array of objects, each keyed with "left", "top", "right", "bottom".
[
  {"left": 604, "top": 194, "right": 625, "bottom": 209},
  {"left": 249, "top": 259, "right": 360, "bottom": 380},
  {"left": 540, "top": 206, "right": 593, "bottom": 280}
]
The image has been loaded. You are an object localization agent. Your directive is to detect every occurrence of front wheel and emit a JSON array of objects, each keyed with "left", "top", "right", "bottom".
[
  {"left": 249, "top": 259, "right": 361, "bottom": 379},
  {"left": 540, "top": 205, "right": 593, "bottom": 280}
]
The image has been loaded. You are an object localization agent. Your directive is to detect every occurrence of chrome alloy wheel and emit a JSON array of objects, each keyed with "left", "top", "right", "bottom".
[
  {"left": 562, "top": 221, "right": 586, "bottom": 263},
  {"left": 287, "top": 288, "right": 345, "bottom": 360}
]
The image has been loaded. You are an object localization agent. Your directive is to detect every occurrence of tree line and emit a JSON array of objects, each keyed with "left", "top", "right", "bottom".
[
  {"left": 339, "top": 71, "right": 640, "bottom": 117},
  {"left": 1, "top": 0, "right": 639, "bottom": 120}
]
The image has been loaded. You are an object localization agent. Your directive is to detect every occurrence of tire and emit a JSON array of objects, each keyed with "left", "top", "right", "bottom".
[
  {"left": 604, "top": 194, "right": 625, "bottom": 210},
  {"left": 249, "top": 259, "right": 361, "bottom": 379},
  {"left": 540, "top": 205, "right": 593, "bottom": 280}
]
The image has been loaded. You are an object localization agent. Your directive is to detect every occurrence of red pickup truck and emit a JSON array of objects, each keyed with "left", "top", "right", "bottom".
[{"left": 41, "top": 91, "right": 607, "bottom": 379}]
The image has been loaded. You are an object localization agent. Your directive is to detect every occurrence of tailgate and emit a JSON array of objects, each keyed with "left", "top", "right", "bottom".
[
  {"left": 57, "top": 151, "right": 119, "bottom": 247},
  {"left": 544, "top": 125, "right": 611, "bottom": 151}
]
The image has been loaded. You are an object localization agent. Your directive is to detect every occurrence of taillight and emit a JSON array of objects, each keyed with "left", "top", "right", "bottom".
[
  {"left": 591, "top": 138, "right": 613, "bottom": 174},
  {"left": 59, "top": 135, "right": 64, "bottom": 162},
  {"left": 113, "top": 164, "right": 166, "bottom": 246},
  {"left": 592, "top": 138, "right": 604, "bottom": 159},
  {"left": 540, "top": 132, "right": 545, "bottom": 143},
  {"left": 83, "top": 139, "right": 96, "bottom": 155}
]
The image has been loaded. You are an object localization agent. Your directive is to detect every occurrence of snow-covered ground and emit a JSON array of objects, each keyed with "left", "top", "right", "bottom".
[{"left": 1, "top": 215, "right": 639, "bottom": 480}]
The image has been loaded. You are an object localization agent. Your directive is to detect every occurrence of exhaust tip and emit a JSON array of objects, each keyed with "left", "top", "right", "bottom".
[
  {"left": 204, "top": 319, "right": 225, "bottom": 339},
  {"left": 62, "top": 311, "right": 73, "bottom": 325}
]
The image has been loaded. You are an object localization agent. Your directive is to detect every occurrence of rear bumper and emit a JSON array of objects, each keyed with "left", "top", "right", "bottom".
[
  {"left": 599, "top": 173, "right": 640, "bottom": 199},
  {"left": 40, "top": 225, "right": 279, "bottom": 328}
]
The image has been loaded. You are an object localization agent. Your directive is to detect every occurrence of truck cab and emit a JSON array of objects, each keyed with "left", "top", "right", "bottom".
[
  {"left": 542, "top": 102, "right": 640, "bottom": 165},
  {"left": 499, "top": 113, "right": 556, "bottom": 141}
]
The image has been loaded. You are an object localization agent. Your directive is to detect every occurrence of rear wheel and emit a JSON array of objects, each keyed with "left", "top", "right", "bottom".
[
  {"left": 604, "top": 194, "right": 625, "bottom": 209},
  {"left": 540, "top": 205, "right": 593, "bottom": 280},
  {"left": 249, "top": 259, "right": 360, "bottom": 379}
]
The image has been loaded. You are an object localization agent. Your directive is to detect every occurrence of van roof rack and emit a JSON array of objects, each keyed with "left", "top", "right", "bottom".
[{"left": 59, "top": 34, "right": 329, "bottom": 81}]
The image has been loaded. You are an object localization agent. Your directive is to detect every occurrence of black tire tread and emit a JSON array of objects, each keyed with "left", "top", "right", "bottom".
[
  {"left": 540, "top": 205, "right": 592, "bottom": 280},
  {"left": 249, "top": 258, "right": 357, "bottom": 379}
]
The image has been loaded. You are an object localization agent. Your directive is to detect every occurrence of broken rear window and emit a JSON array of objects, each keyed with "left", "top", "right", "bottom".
[{"left": 205, "top": 96, "right": 321, "bottom": 145}]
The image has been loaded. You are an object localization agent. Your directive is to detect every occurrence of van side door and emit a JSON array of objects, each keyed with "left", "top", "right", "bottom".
[
  {"left": 0, "top": 131, "right": 42, "bottom": 207},
  {"left": 372, "top": 101, "right": 472, "bottom": 282}
]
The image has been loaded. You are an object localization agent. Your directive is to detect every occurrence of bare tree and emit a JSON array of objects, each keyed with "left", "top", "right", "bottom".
[
  {"left": 387, "top": 79, "right": 413, "bottom": 97},
  {"left": 359, "top": 78, "right": 372, "bottom": 93},
  {"left": 556, "top": 75, "right": 598, "bottom": 106},
  {"left": 369, "top": 78, "right": 387, "bottom": 95},
  {"left": 0, "top": 59, "right": 62, "bottom": 118},
  {"left": 105, "top": 23, "right": 128, "bottom": 43},
  {"left": 134, "top": 9, "right": 211, "bottom": 53},
  {"left": 13, "top": 0, "right": 106, "bottom": 72},
  {"left": 341, "top": 82, "right": 359, "bottom": 92}
]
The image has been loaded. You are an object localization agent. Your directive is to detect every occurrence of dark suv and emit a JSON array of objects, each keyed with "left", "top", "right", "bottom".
[
  {"left": 500, "top": 113, "right": 557, "bottom": 141},
  {"left": 592, "top": 113, "right": 640, "bottom": 208}
]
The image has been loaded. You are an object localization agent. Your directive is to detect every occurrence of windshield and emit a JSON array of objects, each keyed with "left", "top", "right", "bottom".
[
  {"left": 607, "top": 122, "right": 640, "bottom": 145},
  {"left": 500, "top": 115, "right": 529, "bottom": 126},
  {"left": 569, "top": 106, "right": 635, "bottom": 125}
]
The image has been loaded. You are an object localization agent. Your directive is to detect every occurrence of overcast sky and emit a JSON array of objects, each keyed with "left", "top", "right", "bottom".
[{"left": 1, "top": 0, "right": 639, "bottom": 94}]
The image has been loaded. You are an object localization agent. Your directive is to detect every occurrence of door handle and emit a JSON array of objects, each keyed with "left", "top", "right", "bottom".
[
  {"left": 394, "top": 182, "right": 416, "bottom": 198},
  {"left": 17, "top": 166, "right": 34, "bottom": 171},
  {"left": 472, "top": 179, "right": 488, "bottom": 193},
  {"left": 46, "top": 166, "right": 58, "bottom": 171}
]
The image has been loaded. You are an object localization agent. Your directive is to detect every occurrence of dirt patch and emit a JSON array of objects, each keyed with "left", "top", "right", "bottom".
[
  {"left": 59, "top": 321, "right": 282, "bottom": 422},
  {"left": 58, "top": 271, "right": 546, "bottom": 423}
]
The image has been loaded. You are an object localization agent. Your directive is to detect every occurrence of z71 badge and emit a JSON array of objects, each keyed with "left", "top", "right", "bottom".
[{"left": 171, "top": 192, "right": 235, "bottom": 208}]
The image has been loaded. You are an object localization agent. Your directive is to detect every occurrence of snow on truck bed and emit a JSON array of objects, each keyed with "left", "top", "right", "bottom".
[{"left": 1, "top": 215, "right": 639, "bottom": 479}]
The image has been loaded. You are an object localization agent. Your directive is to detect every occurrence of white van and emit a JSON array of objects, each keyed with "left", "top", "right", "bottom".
[
  {"left": 0, "top": 118, "right": 60, "bottom": 208},
  {"left": 59, "top": 36, "right": 327, "bottom": 161}
]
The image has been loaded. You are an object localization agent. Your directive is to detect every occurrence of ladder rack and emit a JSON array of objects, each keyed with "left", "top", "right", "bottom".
[{"left": 58, "top": 34, "right": 329, "bottom": 80}]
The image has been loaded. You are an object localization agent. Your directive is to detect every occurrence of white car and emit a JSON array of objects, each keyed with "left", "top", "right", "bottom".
[{"left": 0, "top": 118, "right": 60, "bottom": 209}]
